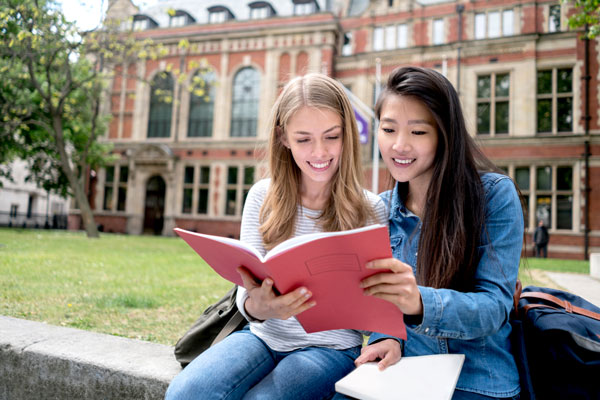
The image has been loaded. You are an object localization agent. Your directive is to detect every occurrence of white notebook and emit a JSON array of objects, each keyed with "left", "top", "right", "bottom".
[{"left": 335, "top": 354, "right": 465, "bottom": 400}]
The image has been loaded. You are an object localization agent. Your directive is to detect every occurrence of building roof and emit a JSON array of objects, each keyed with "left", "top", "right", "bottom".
[{"left": 137, "top": 0, "right": 331, "bottom": 27}]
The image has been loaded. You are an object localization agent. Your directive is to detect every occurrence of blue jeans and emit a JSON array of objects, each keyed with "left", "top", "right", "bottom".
[{"left": 165, "top": 326, "right": 360, "bottom": 400}]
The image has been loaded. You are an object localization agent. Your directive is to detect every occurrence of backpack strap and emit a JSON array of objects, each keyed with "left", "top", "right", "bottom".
[
  {"left": 520, "top": 292, "right": 600, "bottom": 321},
  {"left": 211, "top": 310, "right": 246, "bottom": 346}
]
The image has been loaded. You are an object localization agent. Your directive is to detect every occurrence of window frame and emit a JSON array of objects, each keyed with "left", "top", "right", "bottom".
[
  {"left": 476, "top": 72, "right": 511, "bottom": 136},
  {"left": 230, "top": 67, "right": 261, "bottom": 138},
  {"left": 548, "top": 4, "right": 561, "bottom": 32},
  {"left": 147, "top": 72, "right": 174, "bottom": 139},
  {"left": 432, "top": 18, "right": 444, "bottom": 45},
  {"left": 181, "top": 164, "right": 212, "bottom": 216},
  {"left": 102, "top": 165, "right": 128, "bottom": 212},
  {"left": 536, "top": 67, "right": 574, "bottom": 135},
  {"left": 224, "top": 165, "right": 255, "bottom": 217},
  {"left": 507, "top": 164, "right": 575, "bottom": 232},
  {"left": 473, "top": 9, "right": 514, "bottom": 40},
  {"left": 188, "top": 71, "right": 216, "bottom": 138}
]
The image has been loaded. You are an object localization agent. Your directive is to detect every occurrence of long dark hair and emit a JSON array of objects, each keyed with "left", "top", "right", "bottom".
[{"left": 375, "top": 66, "right": 500, "bottom": 291}]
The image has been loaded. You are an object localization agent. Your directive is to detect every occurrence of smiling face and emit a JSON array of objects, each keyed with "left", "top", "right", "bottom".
[
  {"left": 378, "top": 94, "right": 439, "bottom": 194},
  {"left": 281, "top": 106, "right": 343, "bottom": 191}
]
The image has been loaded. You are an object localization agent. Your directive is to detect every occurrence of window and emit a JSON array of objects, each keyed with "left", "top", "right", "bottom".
[
  {"left": 10, "top": 204, "right": 18, "bottom": 218},
  {"left": 489, "top": 11, "right": 500, "bottom": 37},
  {"left": 374, "top": 24, "right": 408, "bottom": 51},
  {"left": 537, "top": 68, "right": 573, "bottom": 134},
  {"left": 103, "top": 166, "right": 114, "bottom": 210},
  {"left": 132, "top": 15, "right": 157, "bottom": 31},
  {"left": 209, "top": 11, "right": 227, "bottom": 23},
  {"left": 188, "top": 71, "right": 215, "bottom": 137},
  {"left": 397, "top": 24, "right": 408, "bottom": 48},
  {"left": 342, "top": 32, "right": 353, "bottom": 56},
  {"left": 182, "top": 166, "right": 193, "bottom": 214},
  {"left": 27, "top": 194, "right": 34, "bottom": 218},
  {"left": 511, "top": 165, "right": 574, "bottom": 230},
  {"left": 474, "top": 9, "right": 514, "bottom": 39},
  {"left": 230, "top": 67, "right": 260, "bottom": 137},
  {"left": 433, "top": 19, "right": 444, "bottom": 45},
  {"left": 373, "top": 27, "right": 384, "bottom": 51},
  {"left": 549, "top": 5, "right": 561, "bottom": 32},
  {"left": 535, "top": 166, "right": 573, "bottom": 230},
  {"left": 133, "top": 19, "right": 148, "bottom": 31},
  {"left": 198, "top": 166, "right": 210, "bottom": 214},
  {"left": 477, "top": 73, "right": 510, "bottom": 135},
  {"left": 385, "top": 26, "right": 395, "bottom": 50},
  {"left": 147, "top": 72, "right": 174, "bottom": 138},
  {"left": 225, "top": 166, "right": 254, "bottom": 216},
  {"left": 170, "top": 15, "right": 186, "bottom": 27},
  {"left": 103, "top": 165, "right": 128, "bottom": 212},
  {"left": 502, "top": 10, "right": 514, "bottom": 36},
  {"left": 475, "top": 14, "right": 486, "bottom": 39},
  {"left": 250, "top": 6, "right": 270, "bottom": 19},
  {"left": 294, "top": 1, "right": 317, "bottom": 15},
  {"left": 117, "top": 166, "right": 128, "bottom": 211},
  {"left": 181, "top": 165, "right": 211, "bottom": 215}
]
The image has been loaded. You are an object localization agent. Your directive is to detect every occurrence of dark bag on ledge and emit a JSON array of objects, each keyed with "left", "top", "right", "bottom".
[
  {"left": 174, "top": 286, "right": 247, "bottom": 367},
  {"left": 510, "top": 281, "right": 600, "bottom": 400}
]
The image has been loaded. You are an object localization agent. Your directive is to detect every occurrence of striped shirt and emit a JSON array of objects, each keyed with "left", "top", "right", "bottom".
[{"left": 235, "top": 178, "right": 388, "bottom": 352}]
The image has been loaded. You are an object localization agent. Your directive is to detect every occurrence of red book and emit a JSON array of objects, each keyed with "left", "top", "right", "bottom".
[{"left": 174, "top": 224, "right": 406, "bottom": 338}]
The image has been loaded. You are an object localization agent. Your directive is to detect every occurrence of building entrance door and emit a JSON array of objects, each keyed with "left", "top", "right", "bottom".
[{"left": 143, "top": 175, "right": 165, "bottom": 235}]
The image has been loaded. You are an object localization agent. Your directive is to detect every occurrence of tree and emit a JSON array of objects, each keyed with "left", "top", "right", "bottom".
[
  {"left": 563, "top": 0, "right": 600, "bottom": 38},
  {"left": 0, "top": 0, "right": 118, "bottom": 237},
  {"left": 1, "top": 0, "right": 213, "bottom": 237}
]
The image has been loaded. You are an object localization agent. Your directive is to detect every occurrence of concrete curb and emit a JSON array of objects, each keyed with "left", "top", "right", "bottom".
[{"left": 0, "top": 316, "right": 182, "bottom": 400}]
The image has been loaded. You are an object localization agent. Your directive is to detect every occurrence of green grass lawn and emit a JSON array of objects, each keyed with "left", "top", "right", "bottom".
[
  {"left": 0, "top": 228, "right": 232, "bottom": 346},
  {"left": 0, "top": 228, "right": 590, "bottom": 345}
]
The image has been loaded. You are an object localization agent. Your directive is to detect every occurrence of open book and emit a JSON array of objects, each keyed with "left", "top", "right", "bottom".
[
  {"left": 174, "top": 224, "right": 406, "bottom": 338},
  {"left": 335, "top": 354, "right": 466, "bottom": 400}
]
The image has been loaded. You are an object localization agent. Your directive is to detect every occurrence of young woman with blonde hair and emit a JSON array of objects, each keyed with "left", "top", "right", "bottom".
[{"left": 165, "top": 73, "right": 387, "bottom": 400}]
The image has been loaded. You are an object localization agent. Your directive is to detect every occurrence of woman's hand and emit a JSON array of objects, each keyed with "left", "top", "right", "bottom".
[
  {"left": 355, "top": 339, "right": 402, "bottom": 371},
  {"left": 361, "top": 258, "right": 423, "bottom": 316},
  {"left": 237, "top": 266, "right": 316, "bottom": 321}
]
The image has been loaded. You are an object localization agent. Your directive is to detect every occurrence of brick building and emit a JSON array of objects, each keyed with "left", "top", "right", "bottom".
[{"left": 77, "top": 0, "right": 600, "bottom": 259}]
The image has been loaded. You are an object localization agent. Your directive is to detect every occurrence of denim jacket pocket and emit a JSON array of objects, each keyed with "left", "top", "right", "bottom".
[{"left": 389, "top": 234, "right": 404, "bottom": 258}]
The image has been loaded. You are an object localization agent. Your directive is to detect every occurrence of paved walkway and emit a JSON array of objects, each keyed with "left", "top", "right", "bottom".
[{"left": 545, "top": 272, "right": 600, "bottom": 308}]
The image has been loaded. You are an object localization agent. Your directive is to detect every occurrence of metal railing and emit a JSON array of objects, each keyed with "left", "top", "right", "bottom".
[{"left": 0, "top": 211, "right": 68, "bottom": 229}]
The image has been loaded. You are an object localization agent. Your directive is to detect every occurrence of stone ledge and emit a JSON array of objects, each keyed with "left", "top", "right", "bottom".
[{"left": 0, "top": 316, "right": 182, "bottom": 400}]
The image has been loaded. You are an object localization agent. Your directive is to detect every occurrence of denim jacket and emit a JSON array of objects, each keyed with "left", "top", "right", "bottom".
[{"left": 370, "top": 172, "right": 523, "bottom": 398}]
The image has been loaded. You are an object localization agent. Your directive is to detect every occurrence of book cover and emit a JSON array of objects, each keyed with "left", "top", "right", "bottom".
[
  {"left": 174, "top": 224, "right": 406, "bottom": 338},
  {"left": 335, "top": 354, "right": 466, "bottom": 400}
]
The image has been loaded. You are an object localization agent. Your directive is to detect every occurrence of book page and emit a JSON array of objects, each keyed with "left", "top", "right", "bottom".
[
  {"left": 335, "top": 354, "right": 465, "bottom": 400},
  {"left": 173, "top": 228, "right": 270, "bottom": 286},
  {"left": 265, "top": 224, "right": 386, "bottom": 260},
  {"left": 174, "top": 228, "right": 264, "bottom": 260}
]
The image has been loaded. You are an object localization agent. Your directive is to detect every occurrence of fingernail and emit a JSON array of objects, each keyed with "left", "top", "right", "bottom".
[
  {"left": 365, "top": 262, "right": 373, "bottom": 268},
  {"left": 299, "top": 287, "right": 307, "bottom": 295},
  {"left": 265, "top": 279, "right": 272, "bottom": 285}
]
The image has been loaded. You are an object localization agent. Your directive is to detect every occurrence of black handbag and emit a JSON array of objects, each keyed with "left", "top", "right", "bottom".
[
  {"left": 510, "top": 281, "right": 600, "bottom": 400},
  {"left": 174, "top": 285, "right": 247, "bottom": 367}
]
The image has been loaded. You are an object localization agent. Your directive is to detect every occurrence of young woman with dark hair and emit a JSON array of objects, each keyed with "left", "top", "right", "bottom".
[{"left": 354, "top": 66, "right": 524, "bottom": 400}]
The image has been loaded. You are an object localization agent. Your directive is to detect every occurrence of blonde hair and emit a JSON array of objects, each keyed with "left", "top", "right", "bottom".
[{"left": 259, "top": 73, "right": 374, "bottom": 249}]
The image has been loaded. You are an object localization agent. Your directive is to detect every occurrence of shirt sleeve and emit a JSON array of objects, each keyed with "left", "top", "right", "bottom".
[
  {"left": 235, "top": 179, "right": 269, "bottom": 322},
  {"left": 409, "top": 176, "right": 524, "bottom": 340}
]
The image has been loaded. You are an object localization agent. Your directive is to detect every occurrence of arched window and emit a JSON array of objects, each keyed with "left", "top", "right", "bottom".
[
  {"left": 230, "top": 67, "right": 260, "bottom": 137},
  {"left": 188, "top": 71, "right": 216, "bottom": 137},
  {"left": 147, "top": 72, "right": 173, "bottom": 138}
]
